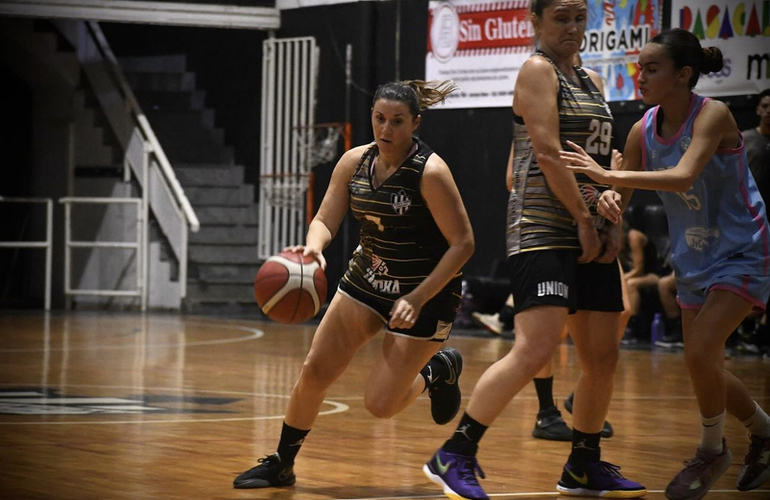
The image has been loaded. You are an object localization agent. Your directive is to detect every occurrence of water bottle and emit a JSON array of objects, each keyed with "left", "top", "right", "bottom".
[{"left": 651, "top": 312, "right": 665, "bottom": 344}]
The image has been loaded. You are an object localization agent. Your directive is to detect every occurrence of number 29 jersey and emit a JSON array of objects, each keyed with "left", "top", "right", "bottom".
[{"left": 507, "top": 51, "right": 614, "bottom": 256}]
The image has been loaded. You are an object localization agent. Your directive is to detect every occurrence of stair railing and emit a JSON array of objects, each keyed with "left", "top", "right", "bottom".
[
  {"left": 56, "top": 20, "right": 199, "bottom": 300},
  {"left": 0, "top": 197, "right": 53, "bottom": 310}
]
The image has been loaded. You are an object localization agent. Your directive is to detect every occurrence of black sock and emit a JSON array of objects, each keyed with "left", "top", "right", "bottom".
[
  {"left": 533, "top": 376, "right": 555, "bottom": 412},
  {"left": 442, "top": 412, "right": 488, "bottom": 455},
  {"left": 420, "top": 353, "right": 449, "bottom": 391},
  {"left": 568, "top": 428, "right": 601, "bottom": 471},
  {"left": 276, "top": 422, "right": 310, "bottom": 465}
]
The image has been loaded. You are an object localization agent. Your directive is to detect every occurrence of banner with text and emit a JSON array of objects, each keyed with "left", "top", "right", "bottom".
[
  {"left": 671, "top": 0, "right": 770, "bottom": 96},
  {"left": 425, "top": 0, "right": 534, "bottom": 109},
  {"left": 425, "top": 0, "right": 661, "bottom": 108},
  {"left": 580, "top": 0, "right": 662, "bottom": 101}
]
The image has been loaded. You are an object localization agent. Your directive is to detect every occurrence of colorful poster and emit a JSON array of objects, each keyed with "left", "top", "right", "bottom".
[
  {"left": 671, "top": 0, "right": 770, "bottom": 96},
  {"left": 425, "top": 0, "right": 535, "bottom": 109},
  {"left": 425, "top": 0, "right": 661, "bottom": 108},
  {"left": 580, "top": 0, "right": 662, "bottom": 101}
]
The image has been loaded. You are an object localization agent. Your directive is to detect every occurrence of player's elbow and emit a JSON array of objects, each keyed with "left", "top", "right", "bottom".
[{"left": 456, "top": 233, "right": 475, "bottom": 263}]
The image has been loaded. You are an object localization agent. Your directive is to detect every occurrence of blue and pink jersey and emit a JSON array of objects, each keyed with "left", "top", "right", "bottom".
[{"left": 640, "top": 93, "right": 770, "bottom": 310}]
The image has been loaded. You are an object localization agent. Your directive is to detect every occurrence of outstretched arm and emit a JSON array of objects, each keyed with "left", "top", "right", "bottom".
[{"left": 562, "top": 101, "right": 736, "bottom": 193}]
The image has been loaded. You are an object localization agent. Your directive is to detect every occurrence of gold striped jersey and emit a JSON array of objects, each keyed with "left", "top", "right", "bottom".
[
  {"left": 342, "top": 138, "right": 460, "bottom": 303},
  {"left": 507, "top": 50, "right": 614, "bottom": 256}
]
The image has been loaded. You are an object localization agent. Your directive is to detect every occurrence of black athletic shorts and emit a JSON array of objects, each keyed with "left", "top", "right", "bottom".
[
  {"left": 507, "top": 249, "right": 623, "bottom": 316},
  {"left": 337, "top": 276, "right": 461, "bottom": 342}
]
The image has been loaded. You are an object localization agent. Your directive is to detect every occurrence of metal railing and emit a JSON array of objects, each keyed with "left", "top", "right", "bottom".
[
  {"left": 60, "top": 197, "right": 145, "bottom": 308},
  {"left": 53, "top": 20, "right": 199, "bottom": 301},
  {"left": 0, "top": 197, "right": 53, "bottom": 310}
]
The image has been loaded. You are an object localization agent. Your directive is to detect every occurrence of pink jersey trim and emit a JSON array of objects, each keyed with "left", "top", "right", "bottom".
[
  {"left": 710, "top": 283, "right": 767, "bottom": 312},
  {"left": 652, "top": 93, "right": 700, "bottom": 145}
]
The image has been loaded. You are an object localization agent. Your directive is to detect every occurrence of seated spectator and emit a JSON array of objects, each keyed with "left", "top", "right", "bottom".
[
  {"left": 619, "top": 221, "right": 663, "bottom": 342},
  {"left": 653, "top": 270, "right": 684, "bottom": 348}
]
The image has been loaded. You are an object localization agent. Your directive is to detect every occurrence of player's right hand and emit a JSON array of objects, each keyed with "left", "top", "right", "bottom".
[
  {"left": 576, "top": 222, "right": 601, "bottom": 263},
  {"left": 283, "top": 245, "right": 327, "bottom": 270}
]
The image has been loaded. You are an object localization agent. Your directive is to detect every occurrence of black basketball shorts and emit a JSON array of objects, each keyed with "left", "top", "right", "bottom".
[
  {"left": 507, "top": 249, "right": 623, "bottom": 316},
  {"left": 338, "top": 276, "right": 461, "bottom": 342}
]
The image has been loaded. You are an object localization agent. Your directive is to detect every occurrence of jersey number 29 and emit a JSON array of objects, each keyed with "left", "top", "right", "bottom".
[{"left": 586, "top": 119, "right": 611, "bottom": 156}]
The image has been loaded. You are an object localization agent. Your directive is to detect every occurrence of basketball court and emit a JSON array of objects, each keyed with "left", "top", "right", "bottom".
[{"left": 1, "top": 311, "right": 768, "bottom": 499}]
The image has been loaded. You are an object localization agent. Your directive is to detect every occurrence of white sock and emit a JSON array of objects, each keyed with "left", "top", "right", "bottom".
[
  {"left": 742, "top": 401, "right": 770, "bottom": 438},
  {"left": 700, "top": 411, "right": 725, "bottom": 453}
]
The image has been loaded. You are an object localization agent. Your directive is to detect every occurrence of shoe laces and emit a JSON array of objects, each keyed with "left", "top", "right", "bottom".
[
  {"left": 682, "top": 450, "right": 717, "bottom": 471},
  {"left": 595, "top": 461, "right": 624, "bottom": 478},
  {"left": 744, "top": 434, "right": 770, "bottom": 465},
  {"left": 257, "top": 454, "right": 280, "bottom": 467},
  {"left": 456, "top": 455, "right": 486, "bottom": 482}
]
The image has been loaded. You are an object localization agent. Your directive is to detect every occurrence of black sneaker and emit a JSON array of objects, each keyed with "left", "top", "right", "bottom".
[
  {"left": 233, "top": 454, "right": 295, "bottom": 489},
  {"left": 429, "top": 348, "right": 463, "bottom": 425},
  {"left": 532, "top": 406, "right": 572, "bottom": 441},
  {"left": 563, "top": 393, "right": 614, "bottom": 439}
]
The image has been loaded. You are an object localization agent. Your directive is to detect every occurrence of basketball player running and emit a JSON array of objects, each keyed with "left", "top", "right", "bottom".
[
  {"left": 562, "top": 28, "right": 770, "bottom": 500},
  {"left": 234, "top": 80, "right": 475, "bottom": 489},
  {"left": 422, "top": 1, "right": 645, "bottom": 499}
]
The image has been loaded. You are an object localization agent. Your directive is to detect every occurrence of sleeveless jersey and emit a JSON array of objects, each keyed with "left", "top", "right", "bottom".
[
  {"left": 342, "top": 138, "right": 461, "bottom": 304},
  {"left": 640, "top": 93, "right": 770, "bottom": 289},
  {"left": 507, "top": 51, "right": 614, "bottom": 256}
]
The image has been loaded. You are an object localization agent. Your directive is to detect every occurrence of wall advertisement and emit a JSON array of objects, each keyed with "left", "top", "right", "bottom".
[
  {"left": 580, "top": 0, "right": 661, "bottom": 101},
  {"left": 670, "top": 0, "right": 770, "bottom": 96},
  {"left": 425, "top": 0, "right": 661, "bottom": 108},
  {"left": 425, "top": 0, "right": 534, "bottom": 109}
]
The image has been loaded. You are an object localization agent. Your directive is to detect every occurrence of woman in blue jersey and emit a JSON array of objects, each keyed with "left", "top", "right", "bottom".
[
  {"left": 562, "top": 28, "right": 770, "bottom": 500},
  {"left": 422, "top": 1, "right": 645, "bottom": 499},
  {"left": 233, "top": 80, "right": 475, "bottom": 489}
]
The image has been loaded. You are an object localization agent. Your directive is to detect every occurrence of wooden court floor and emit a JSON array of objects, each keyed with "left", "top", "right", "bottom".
[{"left": 1, "top": 312, "right": 769, "bottom": 500}]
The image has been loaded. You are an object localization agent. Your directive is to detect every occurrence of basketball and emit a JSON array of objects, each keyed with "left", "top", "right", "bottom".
[{"left": 254, "top": 251, "right": 327, "bottom": 323}]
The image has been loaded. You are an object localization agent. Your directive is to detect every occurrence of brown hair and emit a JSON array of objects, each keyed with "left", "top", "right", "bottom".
[{"left": 372, "top": 80, "right": 458, "bottom": 117}]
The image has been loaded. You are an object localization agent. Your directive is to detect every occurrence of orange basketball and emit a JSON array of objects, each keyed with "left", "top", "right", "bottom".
[{"left": 254, "top": 251, "right": 327, "bottom": 323}]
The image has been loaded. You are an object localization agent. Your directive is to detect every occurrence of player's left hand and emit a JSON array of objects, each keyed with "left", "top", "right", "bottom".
[
  {"left": 388, "top": 295, "right": 423, "bottom": 330},
  {"left": 597, "top": 190, "right": 623, "bottom": 225}
]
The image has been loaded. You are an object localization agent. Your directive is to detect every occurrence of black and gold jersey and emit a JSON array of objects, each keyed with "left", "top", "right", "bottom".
[
  {"left": 507, "top": 50, "right": 614, "bottom": 256},
  {"left": 341, "top": 138, "right": 461, "bottom": 305}
]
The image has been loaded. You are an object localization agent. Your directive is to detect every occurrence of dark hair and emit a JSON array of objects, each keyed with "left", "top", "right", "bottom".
[
  {"left": 649, "top": 28, "right": 723, "bottom": 89},
  {"left": 758, "top": 88, "right": 770, "bottom": 102},
  {"left": 371, "top": 80, "right": 458, "bottom": 117},
  {"left": 531, "top": 0, "right": 586, "bottom": 17}
]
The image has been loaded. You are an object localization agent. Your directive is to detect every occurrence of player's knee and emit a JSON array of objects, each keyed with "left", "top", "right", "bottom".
[
  {"left": 364, "top": 394, "right": 397, "bottom": 419},
  {"left": 298, "top": 356, "right": 341, "bottom": 390}
]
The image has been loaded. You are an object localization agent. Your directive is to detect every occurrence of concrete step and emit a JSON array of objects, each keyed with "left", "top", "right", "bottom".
[
  {"left": 184, "top": 185, "right": 254, "bottom": 206},
  {"left": 147, "top": 109, "right": 217, "bottom": 131},
  {"left": 189, "top": 244, "right": 260, "bottom": 264},
  {"left": 175, "top": 165, "right": 245, "bottom": 187},
  {"left": 185, "top": 282, "right": 254, "bottom": 301},
  {"left": 194, "top": 206, "right": 258, "bottom": 226},
  {"left": 0, "top": 20, "right": 81, "bottom": 88},
  {"left": 152, "top": 127, "right": 226, "bottom": 150},
  {"left": 165, "top": 144, "right": 234, "bottom": 165},
  {"left": 189, "top": 225, "right": 259, "bottom": 245},
  {"left": 134, "top": 89, "right": 207, "bottom": 111},
  {"left": 119, "top": 55, "right": 188, "bottom": 74},
  {"left": 191, "top": 263, "right": 256, "bottom": 284},
  {"left": 125, "top": 71, "right": 196, "bottom": 92}
]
